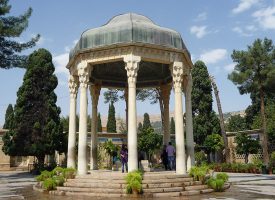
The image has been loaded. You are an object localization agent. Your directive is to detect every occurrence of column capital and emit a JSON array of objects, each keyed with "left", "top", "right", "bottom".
[
  {"left": 77, "top": 61, "right": 89, "bottom": 88},
  {"left": 160, "top": 84, "right": 172, "bottom": 104},
  {"left": 171, "top": 62, "right": 184, "bottom": 91},
  {"left": 124, "top": 55, "right": 141, "bottom": 86},
  {"left": 69, "top": 75, "right": 79, "bottom": 99},
  {"left": 89, "top": 84, "right": 101, "bottom": 107}
]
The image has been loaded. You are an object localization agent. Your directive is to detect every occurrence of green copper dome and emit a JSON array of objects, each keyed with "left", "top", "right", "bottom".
[{"left": 69, "top": 13, "right": 187, "bottom": 59}]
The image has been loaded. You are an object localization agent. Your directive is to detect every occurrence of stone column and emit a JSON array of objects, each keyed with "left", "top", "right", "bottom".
[
  {"left": 160, "top": 84, "right": 171, "bottom": 145},
  {"left": 89, "top": 84, "right": 101, "bottom": 170},
  {"left": 185, "top": 74, "right": 195, "bottom": 171},
  {"left": 67, "top": 75, "right": 79, "bottom": 168},
  {"left": 171, "top": 61, "right": 186, "bottom": 174},
  {"left": 77, "top": 61, "right": 89, "bottom": 175},
  {"left": 124, "top": 54, "right": 141, "bottom": 172}
]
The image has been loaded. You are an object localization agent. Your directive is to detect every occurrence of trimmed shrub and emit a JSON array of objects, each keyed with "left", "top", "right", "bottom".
[
  {"left": 36, "top": 170, "right": 52, "bottom": 182},
  {"left": 216, "top": 172, "right": 229, "bottom": 182},
  {"left": 43, "top": 178, "right": 57, "bottom": 191},
  {"left": 52, "top": 166, "right": 64, "bottom": 176},
  {"left": 63, "top": 168, "right": 76, "bottom": 179},
  {"left": 207, "top": 177, "right": 225, "bottom": 192},
  {"left": 53, "top": 175, "right": 65, "bottom": 186},
  {"left": 189, "top": 165, "right": 209, "bottom": 184}
]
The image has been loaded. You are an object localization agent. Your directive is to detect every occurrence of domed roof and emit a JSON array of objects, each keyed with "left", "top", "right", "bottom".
[{"left": 69, "top": 13, "right": 187, "bottom": 59}]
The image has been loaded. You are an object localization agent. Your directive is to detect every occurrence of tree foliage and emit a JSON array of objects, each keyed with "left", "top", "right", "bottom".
[
  {"left": 192, "top": 60, "right": 221, "bottom": 145},
  {"left": 204, "top": 134, "right": 224, "bottom": 153},
  {"left": 138, "top": 127, "right": 162, "bottom": 161},
  {"left": 107, "top": 101, "right": 116, "bottom": 133},
  {"left": 137, "top": 122, "right": 143, "bottom": 134},
  {"left": 3, "top": 104, "right": 14, "bottom": 129},
  {"left": 170, "top": 117, "right": 175, "bottom": 135},
  {"left": 0, "top": 0, "right": 40, "bottom": 69},
  {"left": 235, "top": 133, "right": 261, "bottom": 163},
  {"left": 142, "top": 113, "right": 152, "bottom": 131},
  {"left": 227, "top": 114, "right": 247, "bottom": 132},
  {"left": 2, "top": 49, "right": 66, "bottom": 166},
  {"left": 97, "top": 113, "right": 102, "bottom": 132},
  {"left": 228, "top": 38, "right": 275, "bottom": 164}
]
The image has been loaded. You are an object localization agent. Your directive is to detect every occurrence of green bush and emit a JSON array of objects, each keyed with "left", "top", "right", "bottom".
[
  {"left": 63, "top": 168, "right": 76, "bottom": 179},
  {"left": 43, "top": 178, "right": 57, "bottom": 191},
  {"left": 216, "top": 172, "right": 229, "bottom": 182},
  {"left": 52, "top": 166, "right": 64, "bottom": 176},
  {"left": 36, "top": 170, "right": 52, "bottom": 182},
  {"left": 207, "top": 177, "right": 224, "bottom": 192},
  {"left": 269, "top": 152, "right": 275, "bottom": 169},
  {"left": 195, "top": 151, "right": 207, "bottom": 166},
  {"left": 125, "top": 170, "right": 142, "bottom": 194},
  {"left": 189, "top": 166, "right": 209, "bottom": 183},
  {"left": 53, "top": 176, "right": 65, "bottom": 186}
]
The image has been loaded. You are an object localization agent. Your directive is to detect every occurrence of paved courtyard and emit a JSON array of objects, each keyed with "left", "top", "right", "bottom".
[{"left": 0, "top": 171, "right": 275, "bottom": 200}]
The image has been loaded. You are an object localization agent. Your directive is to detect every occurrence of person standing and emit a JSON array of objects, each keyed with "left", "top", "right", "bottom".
[
  {"left": 166, "top": 142, "right": 175, "bottom": 170},
  {"left": 161, "top": 145, "right": 168, "bottom": 170},
  {"left": 120, "top": 144, "right": 128, "bottom": 173}
]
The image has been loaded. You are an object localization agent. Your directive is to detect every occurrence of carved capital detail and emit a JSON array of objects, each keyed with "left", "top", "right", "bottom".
[
  {"left": 69, "top": 75, "right": 79, "bottom": 99},
  {"left": 89, "top": 85, "right": 101, "bottom": 107},
  {"left": 124, "top": 55, "right": 141, "bottom": 85},
  {"left": 160, "top": 84, "right": 172, "bottom": 104},
  {"left": 77, "top": 61, "right": 89, "bottom": 88},
  {"left": 171, "top": 62, "right": 184, "bottom": 90}
]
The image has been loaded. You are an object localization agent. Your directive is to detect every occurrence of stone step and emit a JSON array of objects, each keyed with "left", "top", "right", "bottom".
[
  {"left": 64, "top": 182, "right": 126, "bottom": 189},
  {"left": 181, "top": 190, "right": 200, "bottom": 196},
  {"left": 142, "top": 173, "right": 189, "bottom": 180},
  {"left": 152, "top": 192, "right": 181, "bottom": 197},
  {"left": 56, "top": 186, "right": 125, "bottom": 194},
  {"left": 67, "top": 178, "right": 126, "bottom": 184},
  {"left": 51, "top": 191, "right": 124, "bottom": 198},
  {"left": 76, "top": 174, "right": 126, "bottom": 180},
  {"left": 200, "top": 188, "right": 214, "bottom": 194},
  {"left": 143, "top": 186, "right": 183, "bottom": 193},
  {"left": 142, "top": 180, "right": 202, "bottom": 189},
  {"left": 184, "top": 184, "right": 208, "bottom": 191},
  {"left": 142, "top": 177, "right": 193, "bottom": 184}
]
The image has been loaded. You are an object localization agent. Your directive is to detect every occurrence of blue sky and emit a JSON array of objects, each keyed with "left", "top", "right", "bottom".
[{"left": 0, "top": 0, "right": 275, "bottom": 126}]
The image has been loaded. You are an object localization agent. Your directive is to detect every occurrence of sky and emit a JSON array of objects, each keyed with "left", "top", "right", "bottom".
[{"left": 0, "top": 0, "right": 275, "bottom": 126}]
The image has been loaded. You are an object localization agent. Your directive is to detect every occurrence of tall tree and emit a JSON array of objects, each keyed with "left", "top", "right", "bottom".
[
  {"left": 3, "top": 104, "right": 14, "bottom": 129},
  {"left": 107, "top": 101, "right": 116, "bottom": 133},
  {"left": 0, "top": 0, "right": 40, "bottom": 69},
  {"left": 137, "top": 122, "right": 143, "bottom": 134},
  {"left": 192, "top": 61, "right": 221, "bottom": 145},
  {"left": 2, "top": 49, "right": 66, "bottom": 167},
  {"left": 228, "top": 38, "right": 275, "bottom": 164},
  {"left": 210, "top": 75, "right": 230, "bottom": 163},
  {"left": 97, "top": 113, "right": 102, "bottom": 132},
  {"left": 142, "top": 113, "right": 152, "bottom": 130},
  {"left": 170, "top": 117, "right": 175, "bottom": 135}
]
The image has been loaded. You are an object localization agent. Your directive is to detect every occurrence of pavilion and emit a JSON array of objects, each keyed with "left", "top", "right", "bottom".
[{"left": 66, "top": 13, "right": 195, "bottom": 175}]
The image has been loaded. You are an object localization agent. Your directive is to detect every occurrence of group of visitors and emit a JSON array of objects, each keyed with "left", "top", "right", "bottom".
[{"left": 161, "top": 142, "right": 176, "bottom": 170}]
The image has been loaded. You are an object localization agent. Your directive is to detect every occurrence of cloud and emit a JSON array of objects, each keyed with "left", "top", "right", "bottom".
[
  {"left": 224, "top": 63, "right": 236, "bottom": 72},
  {"left": 64, "top": 39, "right": 78, "bottom": 52},
  {"left": 53, "top": 53, "right": 69, "bottom": 75},
  {"left": 194, "top": 12, "right": 207, "bottom": 21},
  {"left": 253, "top": 5, "right": 275, "bottom": 29},
  {"left": 199, "top": 49, "right": 227, "bottom": 64},
  {"left": 232, "top": 26, "right": 253, "bottom": 36},
  {"left": 232, "top": 0, "right": 260, "bottom": 14},
  {"left": 190, "top": 25, "right": 208, "bottom": 38}
]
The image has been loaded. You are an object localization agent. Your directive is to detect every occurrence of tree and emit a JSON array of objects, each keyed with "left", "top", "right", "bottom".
[
  {"left": 170, "top": 117, "right": 175, "bottom": 135},
  {"left": 138, "top": 127, "right": 162, "bottom": 161},
  {"left": 204, "top": 134, "right": 224, "bottom": 162},
  {"left": 228, "top": 38, "right": 275, "bottom": 164},
  {"left": 97, "top": 113, "right": 102, "bottom": 132},
  {"left": 3, "top": 104, "right": 14, "bottom": 129},
  {"left": 227, "top": 115, "right": 247, "bottom": 132},
  {"left": 210, "top": 75, "right": 230, "bottom": 163},
  {"left": 107, "top": 101, "right": 116, "bottom": 133},
  {"left": 137, "top": 122, "right": 143, "bottom": 134},
  {"left": 0, "top": 0, "right": 40, "bottom": 69},
  {"left": 235, "top": 133, "right": 261, "bottom": 163},
  {"left": 2, "top": 49, "right": 66, "bottom": 167},
  {"left": 192, "top": 61, "right": 221, "bottom": 145},
  {"left": 142, "top": 113, "right": 152, "bottom": 130}
]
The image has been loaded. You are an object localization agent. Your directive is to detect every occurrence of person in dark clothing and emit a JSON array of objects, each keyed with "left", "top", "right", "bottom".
[
  {"left": 120, "top": 144, "right": 128, "bottom": 173},
  {"left": 161, "top": 145, "right": 168, "bottom": 170}
]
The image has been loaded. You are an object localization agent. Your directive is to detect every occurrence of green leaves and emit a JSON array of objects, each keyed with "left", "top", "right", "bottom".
[{"left": 107, "top": 101, "right": 116, "bottom": 133}]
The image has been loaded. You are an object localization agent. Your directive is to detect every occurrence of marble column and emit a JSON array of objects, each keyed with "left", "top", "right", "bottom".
[
  {"left": 67, "top": 75, "right": 79, "bottom": 169},
  {"left": 124, "top": 54, "right": 141, "bottom": 172},
  {"left": 171, "top": 61, "right": 186, "bottom": 174},
  {"left": 160, "top": 84, "right": 171, "bottom": 145},
  {"left": 89, "top": 84, "right": 101, "bottom": 170},
  {"left": 77, "top": 61, "right": 89, "bottom": 175},
  {"left": 185, "top": 74, "right": 195, "bottom": 171}
]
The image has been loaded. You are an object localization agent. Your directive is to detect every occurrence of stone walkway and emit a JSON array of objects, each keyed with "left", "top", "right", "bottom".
[{"left": 0, "top": 171, "right": 275, "bottom": 199}]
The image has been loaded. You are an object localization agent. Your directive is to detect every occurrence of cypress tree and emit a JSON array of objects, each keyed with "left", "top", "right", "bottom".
[
  {"left": 142, "top": 113, "right": 152, "bottom": 130},
  {"left": 138, "top": 122, "right": 143, "bottom": 134},
  {"left": 0, "top": 0, "right": 40, "bottom": 69},
  {"left": 192, "top": 61, "right": 221, "bottom": 145},
  {"left": 2, "top": 49, "right": 66, "bottom": 166},
  {"left": 170, "top": 117, "right": 175, "bottom": 135},
  {"left": 3, "top": 104, "right": 14, "bottom": 129},
  {"left": 97, "top": 113, "right": 102, "bottom": 132},
  {"left": 107, "top": 101, "right": 116, "bottom": 133}
]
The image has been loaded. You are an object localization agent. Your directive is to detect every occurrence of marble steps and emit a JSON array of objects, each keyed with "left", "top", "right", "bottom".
[{"left": 142, "top": 177, "right": 193, "bottom": 184}]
